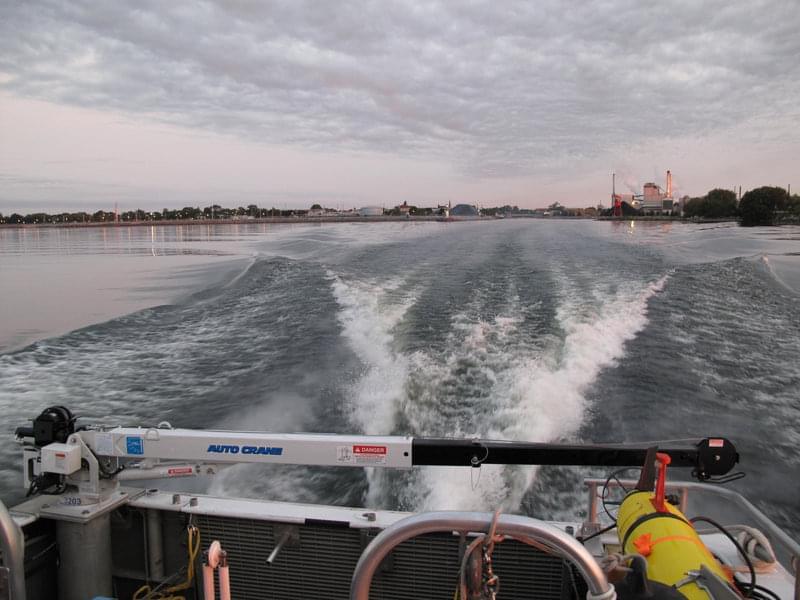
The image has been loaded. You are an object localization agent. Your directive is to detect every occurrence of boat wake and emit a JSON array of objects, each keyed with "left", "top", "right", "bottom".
[{"left": 328, "top": 269, "right": 670, "bottom": 512}]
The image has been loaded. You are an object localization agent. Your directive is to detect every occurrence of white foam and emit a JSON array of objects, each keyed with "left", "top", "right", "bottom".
[
  {"left": 328, "top": 273, "right": 419, "bottom": 505},
  {"left": 413, "top": 274, "right": 670, "bottom": 512},
  {"left": 328, "top": 273, "right": 415, "bottom": 436}
]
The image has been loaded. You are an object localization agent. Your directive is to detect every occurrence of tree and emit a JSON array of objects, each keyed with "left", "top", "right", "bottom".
[
  {"left": 739, "top": 186, "right": 788, "bottom": 226},
  {"left": 683, "top": 197, "right": 705, "bottom": 218},
  {"left": 703, "top": 189, "right": 737, "bottom": 218},
  {"left": 310, "top": 203, "right": 322, "bottom": 210},
  {"left": 788, "top": 195, "right": 800, "bottom": 215},
  {"left": 683, "top": 190, "right": 737, "bottom": 219}
]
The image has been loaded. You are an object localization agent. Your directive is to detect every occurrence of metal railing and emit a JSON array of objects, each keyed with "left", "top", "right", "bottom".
[
  {"left": 0, "top": 499, "right": 26, "bottom": 600},
  {"left": 350, "top": 511, "right": 614, "bottom": 600}
]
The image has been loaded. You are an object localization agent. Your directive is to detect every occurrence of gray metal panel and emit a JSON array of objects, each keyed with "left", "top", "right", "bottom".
[{"left": 194, "top": 514, "right": 583, "bottom": 600}]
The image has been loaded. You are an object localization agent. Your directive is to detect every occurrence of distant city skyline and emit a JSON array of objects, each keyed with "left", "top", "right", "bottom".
[{"left": 1, "top": 1, "right": 798, "bottom": 213}]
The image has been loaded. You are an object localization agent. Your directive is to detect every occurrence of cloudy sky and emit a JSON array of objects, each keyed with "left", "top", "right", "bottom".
[{"left": 1, "top": 0, "right": 798, "bottom": 212}]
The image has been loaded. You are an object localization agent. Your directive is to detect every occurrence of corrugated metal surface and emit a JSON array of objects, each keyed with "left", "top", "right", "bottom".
[{"left": 194, "top": 514, "right": 585, "bottom": 600}]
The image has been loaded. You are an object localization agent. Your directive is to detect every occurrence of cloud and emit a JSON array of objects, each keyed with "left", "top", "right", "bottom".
[{"left": 1, "top": 0, "right": 798, "bottom": 178}]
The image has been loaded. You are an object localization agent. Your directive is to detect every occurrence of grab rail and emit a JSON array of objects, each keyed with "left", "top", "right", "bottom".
[
  {"left": 0, "top": 499, "right": 26, "bottom": 600},
  {"left": 350, "top": 511, "right": 613, "bottom": 600}
]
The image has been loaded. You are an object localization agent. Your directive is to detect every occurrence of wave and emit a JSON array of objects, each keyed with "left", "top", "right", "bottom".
[
  {"left": 328, "top": 272, "right": 416, "bottom": 435},
  {"left": 357, "top": 273, "right": 671, "bottom": 512}
]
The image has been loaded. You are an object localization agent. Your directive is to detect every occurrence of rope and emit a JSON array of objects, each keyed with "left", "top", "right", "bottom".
[
  {"left": 454, "top": 510, "right": 505, "bottom": 600},
  {"left": 133, "top": 525, "right": 201, "bottom": 600},
  {"left": 694, "top": 524, "right": 777, "bottom": 566}
]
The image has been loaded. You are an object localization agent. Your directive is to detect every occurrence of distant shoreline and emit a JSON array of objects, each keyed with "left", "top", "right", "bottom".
[
  {"left": 0, "top": 214, "right": 745, "bottom": 229},
  {"left": 0, "top": 215, "right": 455, "bottom": 229}
]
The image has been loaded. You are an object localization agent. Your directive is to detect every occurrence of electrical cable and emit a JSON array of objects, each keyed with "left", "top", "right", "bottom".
[
  {"left": 749, "top": 584, "right": 782, "bottom": 600},
  {"left": 601, "top": 467, "right": 640, "bottom": 523},
  {"left": 689, "top": 515, "right": 755, "bottom": 597},
  {"left": 133, "top": 524, "right": 200, "bottom": 600},
  {"left": 698, "top": 471, "right": 746, "bottom": 485},
  {"left": 578, "top": 522, "right": 617, "bottom": 543}
]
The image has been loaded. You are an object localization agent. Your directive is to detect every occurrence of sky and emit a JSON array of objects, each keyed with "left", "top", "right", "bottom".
[{"left": 1, "top": 0, "right": 798, "bottom": 213}]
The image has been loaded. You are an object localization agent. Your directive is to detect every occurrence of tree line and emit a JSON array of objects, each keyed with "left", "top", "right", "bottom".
[
  {"left": 2, "top": 188, "right": 797, "bottom": 226},
  {"left": 0, "top": 204, "right": 314, "bottom": 225},
  {"left": 685, "top": 186, "right": 799, "bottom": 226}
]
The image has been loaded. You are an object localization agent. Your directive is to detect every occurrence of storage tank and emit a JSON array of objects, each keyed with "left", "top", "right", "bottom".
[{"left": 357, "top": 206, "right": 383, "bottom": 217}]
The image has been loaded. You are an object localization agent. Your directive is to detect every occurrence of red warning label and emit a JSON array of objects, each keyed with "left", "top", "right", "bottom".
[
  {"left": 708, "top": 439, "right": 724, "bottom": 448},
  {"left": 167, "top": 467, "right": 195, "bottom": 476},
  {"left": 353, "top": 445, "right": 387, "bottom": 455},
  {"left": 337, "top": 444, "right": 388, "bottom": 465}
]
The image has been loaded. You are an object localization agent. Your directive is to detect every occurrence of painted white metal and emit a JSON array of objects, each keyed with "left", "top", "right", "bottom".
[
  {"left": 117, "top": 463, "right": 219, "bottom": 481},
  {"left": 41, "top": 443, "right": 81, "bottom": 475},
  {"left": 57, "top": 514, "right": 113, "bottom": 600},
  {"left": 82, "top": 428, "right": 414, "bottom": 469},
  {"left": 10, "top": 487, "right": 145, "bottom": 524},
  {"left": 129, "top": 490, "right": 582, "bottom": 532}
]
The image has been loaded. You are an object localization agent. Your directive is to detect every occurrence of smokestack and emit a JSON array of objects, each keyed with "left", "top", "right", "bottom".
[{"left": 666, "top": 170, "right": 672, "bottom": 198}]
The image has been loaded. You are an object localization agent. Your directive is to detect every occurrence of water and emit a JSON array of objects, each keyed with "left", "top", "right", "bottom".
[{"left": 1, "top": 220, "right": 798, "bottom": 536}]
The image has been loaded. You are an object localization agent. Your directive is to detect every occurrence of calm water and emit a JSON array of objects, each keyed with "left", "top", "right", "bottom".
[{"left": 1, "top": 221, "right": 798, "bottom": 535}]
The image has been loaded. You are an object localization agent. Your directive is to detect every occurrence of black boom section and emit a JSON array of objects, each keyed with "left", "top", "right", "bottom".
[{"left": 411, "top": 438, "right": 738, "bottom": 479}]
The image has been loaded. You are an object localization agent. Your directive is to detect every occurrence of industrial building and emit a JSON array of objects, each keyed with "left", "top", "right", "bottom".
[
  {"left": 357, "top": 206, "right": 383, "bottom": 217},
  {"left": 640, "top": 170, "right": 675, "bottom": 214}
]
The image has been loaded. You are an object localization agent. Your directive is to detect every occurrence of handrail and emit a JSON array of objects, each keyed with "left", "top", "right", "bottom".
[
  {"left": 0, "top": 499, "right": 26, "bottom": 600},
  {"left": 350, "top": 511, "right": 614, "bottom": 600}
]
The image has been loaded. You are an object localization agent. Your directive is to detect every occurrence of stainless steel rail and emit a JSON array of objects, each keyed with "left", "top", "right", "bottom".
[
  {"left": 0, "top": 499, "right": 26, "bottom": 600},
  {"left": 350, "top": 511, "right": 614, "bottom": 600}
]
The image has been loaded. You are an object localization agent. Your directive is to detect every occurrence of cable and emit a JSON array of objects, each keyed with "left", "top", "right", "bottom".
[
  {"left": 578, "top": 522, "right": 617, "bottom": 543},
  {"left": 85, "top": 446, "right": 125, "bottom": 478},
  {"left": 689, "top": 516, "right": 755, "bottom": 597},
  {"left": 749, "top": 584, "right": 782, "bottom": 600},
  {"left": 26, "top": 474, "right": 66, "bottom": 497},
  {"left": 695, "top": 471, "right": 746, "bottom": 485},
  {"left": 601, "top": 467, "right": 640, "bottom": 523},
  {"left": 133, "top": 524, "right": 200, "bottom": 600}
]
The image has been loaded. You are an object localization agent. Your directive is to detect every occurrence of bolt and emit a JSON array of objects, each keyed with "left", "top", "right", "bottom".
[{"left": 189, "top": 497, "right": 198, "bottom": 507}]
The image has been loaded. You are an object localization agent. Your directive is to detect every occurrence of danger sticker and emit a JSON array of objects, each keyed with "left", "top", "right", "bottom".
[
  {"left": 353, "top": 445, "right": 387, "bottom": 464},
  {"left": 708, "top": 439, "right": 725, "bottom": 448},
  {"left": 354, "top": 445, "right": 387, "bottom": 455},
  {"left": 167, "top": 467, "right": 195, "bottom": 477},
  {"left": 336, "top": 445, "right": 388, "bottom": 465}
]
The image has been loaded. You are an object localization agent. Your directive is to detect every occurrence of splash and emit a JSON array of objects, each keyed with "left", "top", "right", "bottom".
[
  {"left": 414, "top": 275, "right": 670, "bottom": 512},
  {"left": 328, "top": 273, "right": 415, "bottom": 435},
  {"left": 328, "top": 272, "right": 418, "bottom": 505}
]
